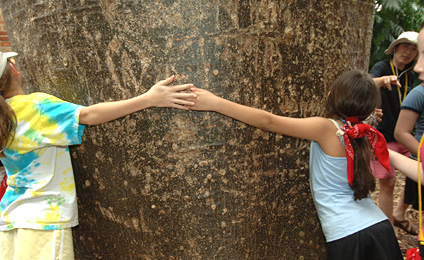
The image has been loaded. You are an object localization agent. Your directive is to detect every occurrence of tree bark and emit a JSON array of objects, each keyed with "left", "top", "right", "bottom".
[{"left": 0, "top": 0, "right": 375, "bottom": 259}]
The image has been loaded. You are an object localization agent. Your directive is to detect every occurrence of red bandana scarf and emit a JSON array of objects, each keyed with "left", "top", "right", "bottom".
[
  {"left": 0, "top": 174, "right": 6, "bottom": 200},
  {"left": 340, "top": 117, "right": 390, "bottom": 186}
]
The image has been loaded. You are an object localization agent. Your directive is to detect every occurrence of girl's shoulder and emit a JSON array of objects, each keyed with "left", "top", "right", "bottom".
[
  {"left": 7, "top": 93, "right": 71, "bottom": 120},
  {"left": 27, "top": 92, "right": 60, "bottom": 102},
  {"left": 304, "top": 117, "right": 342, "bottom": 139},
  {"left": 8, "top": 92, "right": 65, "bottom": 106},
  {"left": 8, "top": 92, "right": 54, "bottom": 102},
  {"left": 306, "top": 117, "right": 339, "bottom": 126},
  {"left": 311, "top": 117, "right": 341, "bottom": 125},
  {"left": 370, "top": 60, "right": 391, "bottom": 77}
]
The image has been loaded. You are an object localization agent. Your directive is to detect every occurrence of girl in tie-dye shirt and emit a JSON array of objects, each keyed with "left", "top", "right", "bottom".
[{"left": 0, "top": 52, "right": 196, "bottom": 260}]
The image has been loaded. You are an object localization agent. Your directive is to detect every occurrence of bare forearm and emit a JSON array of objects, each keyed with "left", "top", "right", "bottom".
[
  {"left": 373, "top": 77, "right": 384, "bottom": 87},
  {"left": 79, "top": 95, "right": 151, "bottom": 125},
  {"left": 215, "top": 97, "right": 275, "bottom": 131},
  {"left": 189, "top": 87, "right": 330, "bottom": 141},
  {"left": 75, "top": 75, "right": 196, "bottom": 125},
  {"left": 373, "top": 75, "right": 400, "bottom": 90},
  {"left": 395, "top": 132, "right": 419, "bottom": 157},
  {"left": 389, "top": 149, "right": 423, "bottom": 183}
]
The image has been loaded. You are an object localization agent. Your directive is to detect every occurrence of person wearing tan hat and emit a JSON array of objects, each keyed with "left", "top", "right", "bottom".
[
  {"left": 0, "top": 52, "right": 196, "bottom": 260},
  {"left": 394, "top": 22, "right": 424, "bottom": 241},
  {"left": 370, "top": 31, "right": 419, "bottom": 236}
]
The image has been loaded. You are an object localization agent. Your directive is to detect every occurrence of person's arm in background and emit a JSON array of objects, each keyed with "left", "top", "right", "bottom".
[
  {"left": 363, "top": 76, "right": 400, "bottom": 127},
  {"left": 389, "top": 149, "right": 424, "bottom": 183},
  {"left": 394, "top": 109, "right": 420, "bottom": 157},
  {"left": 373, "top": 75, "right": 401, "bottom": 90}
]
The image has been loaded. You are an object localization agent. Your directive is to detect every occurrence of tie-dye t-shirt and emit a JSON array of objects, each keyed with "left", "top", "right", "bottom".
[{"left": 0, "top": 93, "right": 85, "bottom": 231}]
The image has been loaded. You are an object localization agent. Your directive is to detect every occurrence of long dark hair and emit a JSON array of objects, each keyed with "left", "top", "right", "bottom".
[
  {"left": 0, "top": 62, "right": 17, "bottom": 155},
  {"left": 325, "top": 70, "right": 381, "bottom": 200}
]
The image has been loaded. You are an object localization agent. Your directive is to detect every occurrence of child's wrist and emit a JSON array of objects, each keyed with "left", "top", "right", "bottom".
[{"left": 136, "top": 93, "right": 153, "bottom": 108}]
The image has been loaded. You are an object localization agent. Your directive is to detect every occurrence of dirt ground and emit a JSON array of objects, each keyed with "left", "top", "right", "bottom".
[{"left": 371, "top": 171, "right": 421, "bottom": 257}]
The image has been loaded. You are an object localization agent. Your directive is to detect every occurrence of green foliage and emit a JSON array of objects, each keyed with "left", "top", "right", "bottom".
[{"left": 370, "top": 0, "right": 424, "bottom": 70}]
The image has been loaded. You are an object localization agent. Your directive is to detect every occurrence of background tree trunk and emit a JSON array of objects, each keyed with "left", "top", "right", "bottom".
[{"left": 0, "top": 1, "right": 375, "bottom": 259}]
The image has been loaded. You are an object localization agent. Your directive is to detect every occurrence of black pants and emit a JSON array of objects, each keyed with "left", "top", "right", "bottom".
[
  {"left": 404, "top": 176, "right": 424, "bottom": 210},
  {"left": 326, "top": 220, "right": 403, "bottom": 260}
]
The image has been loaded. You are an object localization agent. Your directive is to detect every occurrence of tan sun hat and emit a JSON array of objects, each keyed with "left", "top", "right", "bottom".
[
  {"left": 384, "top": 31, "right": 419, "bottom": 55},
  {"left": 0, "top": 51, "right": 17, "bottom": 79}
]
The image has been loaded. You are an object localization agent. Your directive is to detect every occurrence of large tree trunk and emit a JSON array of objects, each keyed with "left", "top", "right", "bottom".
[{"left": 0, "top": 1, "right": 375, "bottom": 259}]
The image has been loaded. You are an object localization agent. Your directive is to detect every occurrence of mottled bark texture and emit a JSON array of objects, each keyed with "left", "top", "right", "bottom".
[{"left": 0, "top": 0, "right": 375, "bottom": 259}]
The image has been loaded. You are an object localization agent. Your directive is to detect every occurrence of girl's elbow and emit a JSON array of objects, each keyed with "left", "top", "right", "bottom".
[
  {"left": 79, "top": 108, "right": 101, "bottom": 125},
  {"left": 259, "top": 114, "right": 275, "bottom": 131},
  {"left": 393, "top": 131, "right": 404, "bottom": 143},
  {"left": 80, "top": 117, "right": 102, "bottom": 126},
  {"left": 393, "top": 132, "right": 400, "bottom": 142},
  {"left": 79, "top": 111, "right": 96, "bottom": 125}
]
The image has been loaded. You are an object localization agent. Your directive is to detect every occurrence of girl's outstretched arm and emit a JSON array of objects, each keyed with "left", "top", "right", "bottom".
[
  {"left": 388, "top": 149, "right": 424, "bottom": 183},
  {"left": 189, "top": 87, "right": 329, "bottom": 142},
  {"left": 79, "top": 76, "right": 196, "bottom": 125}
]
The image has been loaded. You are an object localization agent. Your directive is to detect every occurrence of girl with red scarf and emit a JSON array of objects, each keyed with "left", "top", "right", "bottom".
[{"left": 188, "top": 70, "right": 402, "bottom": 259}]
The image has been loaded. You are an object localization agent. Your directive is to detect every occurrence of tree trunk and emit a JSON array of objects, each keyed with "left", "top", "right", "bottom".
[{"left": 0, "top": 1, "right": 375, "bottom": 259}]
